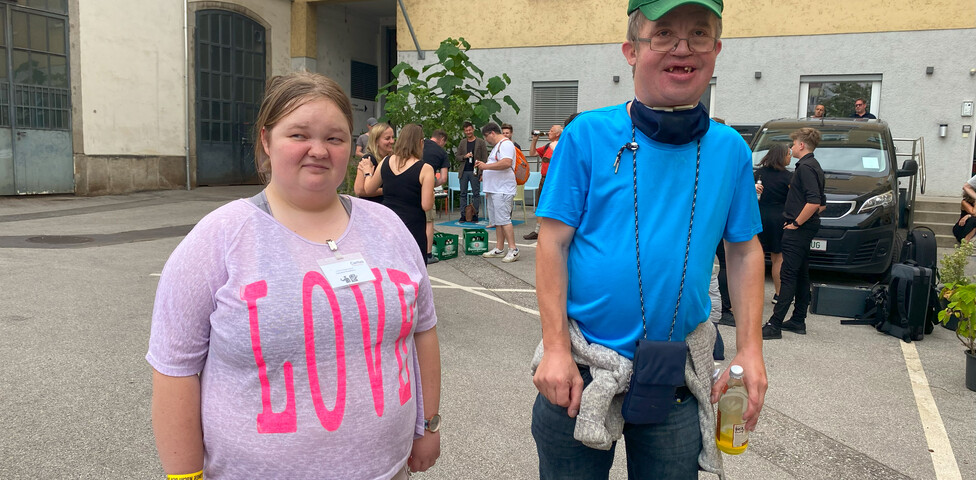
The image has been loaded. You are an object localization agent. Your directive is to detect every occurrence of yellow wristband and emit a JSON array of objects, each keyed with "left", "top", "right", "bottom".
[{"left": 167, "top": 471, "right": 203, "bottom": 480}]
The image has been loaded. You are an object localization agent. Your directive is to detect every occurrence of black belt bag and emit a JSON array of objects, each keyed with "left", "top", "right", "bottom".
[{"left": 622, "top": 339, "right": 687, "bottom": 424}]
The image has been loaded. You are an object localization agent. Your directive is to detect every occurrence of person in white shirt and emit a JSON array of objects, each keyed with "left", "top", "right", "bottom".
[{"left": 475, "top": 122, "right": 519, "bottom": 263}]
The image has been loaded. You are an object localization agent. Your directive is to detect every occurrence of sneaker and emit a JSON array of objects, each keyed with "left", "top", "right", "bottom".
[
  {"left": 458, "top": 217, "right": 467, "bottom": 223},
  {"left": 523, "top": 231, "right": 539, "bottom": 240},
  {"left": 718, "top": 311, "right": 736, "bottom": 326},
  {"left": 502, "top": 248, "right": 520, "bottom": 263},
  {"left": 781, "top": 319, "right": 807, "bottom": 335},
  {"left": 771, "top": 294, "right": 779, "bottom": 304},
  {"left": 427, "top": 254, "right": 439, "bottom": 264},
  {"left": 472, "top": 215, "right": 480, "bottom": 223},
  {"left": 482, "top": 248, "right": 505, "bottom": 258},
  {"left": 762, "top": 322, "right": 782, "bottom": 340}
]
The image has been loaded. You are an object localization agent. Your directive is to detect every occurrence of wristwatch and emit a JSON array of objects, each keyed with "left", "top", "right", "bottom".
[
  {"left": 424, "top": 413, "right": 441, "bottom": 433},
  {"left": 363, "top": 172, "right": 372, "bottom": 177},
  {"left": 791, "top": 219, "right": 801, "bottom": 227}
]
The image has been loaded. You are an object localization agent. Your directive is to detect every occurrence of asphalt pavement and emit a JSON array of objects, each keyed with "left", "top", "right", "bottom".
[{"left": 0, "top": 186, "right": 973, "bottom": 479}]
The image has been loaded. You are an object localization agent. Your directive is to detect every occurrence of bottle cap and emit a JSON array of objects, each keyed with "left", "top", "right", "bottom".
[{"left": 729, "top": 364, "right": 744, "bottom": 379}]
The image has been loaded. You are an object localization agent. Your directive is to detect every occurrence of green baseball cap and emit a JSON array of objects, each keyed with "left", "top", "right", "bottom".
[{"left": 627, "top": 0, "right": 723, "bottom": 20}]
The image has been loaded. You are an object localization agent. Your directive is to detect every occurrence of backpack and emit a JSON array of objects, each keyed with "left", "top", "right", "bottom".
[
  {"left": 503, "top": 139, "right": 531, "bottom": 185},
  {"left": 877, "top": 262, "right": 933, "bottom": 342},
  {"left": 855, "top": 282, "right": 890, "bottom": 328},
  {"left": 899, "top": 226, "right": 938, "bottom": 271}
]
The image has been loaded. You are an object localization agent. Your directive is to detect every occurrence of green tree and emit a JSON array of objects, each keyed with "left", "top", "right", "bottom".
[{"left": 376, "top": 37, "right": 519, "bottom": 164}]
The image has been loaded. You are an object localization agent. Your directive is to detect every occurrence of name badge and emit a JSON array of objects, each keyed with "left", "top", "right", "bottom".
[{"left": 317, "top": 253, "right": 375, "bottom": 288}]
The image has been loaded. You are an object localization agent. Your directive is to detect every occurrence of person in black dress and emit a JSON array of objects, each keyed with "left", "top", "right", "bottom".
[
  {"left": 360, "top": 123, "right": 435, "bottom": 262},
  {"left": 353, "top": 122, "right": 394, "bottom": 204},
  {"left": 755, "top": 143, "right": 792, "bottom": 303}
]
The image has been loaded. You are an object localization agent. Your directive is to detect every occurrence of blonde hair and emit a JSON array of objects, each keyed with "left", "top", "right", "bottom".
[
  {"left": 366, "top": 122, "right": 393, "bottom": 158},
  {"left": 253, "top": 72, "right": 353, "bottom": 183},
  {"left": 391, "top": 124, "right": 424, "bottom": 170},
  {"left": 791, "top": 127, "right": 822, "bottom": 150}
]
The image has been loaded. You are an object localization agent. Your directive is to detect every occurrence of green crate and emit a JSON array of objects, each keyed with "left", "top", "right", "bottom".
[
  {"left": 463, "top": 228, "right": 490, "bottom": 255},
  {"left": 432, "top": 232, "right": 459, "bottom": 260}
]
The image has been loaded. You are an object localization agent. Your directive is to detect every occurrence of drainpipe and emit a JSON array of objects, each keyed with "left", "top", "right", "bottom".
[
  {"left": 396, "top": 0, "right": 424, "bottom": 60},
  {"left": 183, "top": 0, "right": 191, "bottom": 190}
]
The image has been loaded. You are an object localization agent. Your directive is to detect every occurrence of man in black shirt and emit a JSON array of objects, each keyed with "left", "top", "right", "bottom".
[
  {"left": 763, "top": 127, "right": 826, "bottom": 339},
  {"left": 455, "top": 121, "right": 488, "bottom": 222},
  {"left": 850, "top": 98, "right": 877, "bottom": 119},
  {"left": 422, "top": 129, "right": 450, "bottom": 263}
]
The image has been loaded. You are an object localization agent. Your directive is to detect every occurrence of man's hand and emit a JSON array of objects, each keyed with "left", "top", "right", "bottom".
[
  {"left": 407, "top": 431, "right": 440, "bottom": 472},
  {"left": 533, "top": 349, "right": 583, "bottom": 417},
  {"left": 710, "top": 349, "right": 767, "bottom": 431}
]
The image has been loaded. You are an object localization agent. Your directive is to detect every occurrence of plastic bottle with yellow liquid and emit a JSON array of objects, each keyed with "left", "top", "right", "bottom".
[{"left": 715, "top": 364, "right": 748, "bottom": 454}]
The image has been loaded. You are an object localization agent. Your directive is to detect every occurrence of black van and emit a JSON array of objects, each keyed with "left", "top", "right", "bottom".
[{"left": 750, "top": 118, "right": 920, "bottom": 275}]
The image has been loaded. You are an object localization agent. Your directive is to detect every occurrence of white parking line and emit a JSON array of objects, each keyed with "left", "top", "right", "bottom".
[
  {"left": 431, "top": 285, "right": 537, "bottom": 293},
  {"left": 429, "top": 276, "right": 539, "bottom": 316},
  {"left": 900, "top": 341, "right": 962, "bottom": 480}
]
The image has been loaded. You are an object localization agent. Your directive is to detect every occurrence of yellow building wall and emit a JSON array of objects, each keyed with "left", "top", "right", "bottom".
[{"left": 398, "top": 0, "right": 976, "bottom": 50}]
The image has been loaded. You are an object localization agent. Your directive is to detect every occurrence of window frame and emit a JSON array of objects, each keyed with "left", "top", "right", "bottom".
[{"left": 799, "top": 74, "right": 882, "bottom": 118}]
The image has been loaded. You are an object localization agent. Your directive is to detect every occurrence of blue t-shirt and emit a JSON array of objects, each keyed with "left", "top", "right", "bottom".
[{"left": 537, "top": 102, "right": 761, "bottom": 358}]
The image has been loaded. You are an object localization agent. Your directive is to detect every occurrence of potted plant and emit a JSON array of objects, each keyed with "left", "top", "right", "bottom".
[
  {"left": 937, "top": 240, "right": 976, "bottom": 391},
  {"left": 937, "top": 240, "right": 975, "bottom": 330}
]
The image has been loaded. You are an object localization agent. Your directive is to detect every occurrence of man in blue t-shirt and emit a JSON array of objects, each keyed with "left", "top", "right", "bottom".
[{"left": 531, "top": 0, "right": 768, "bottom": 476}]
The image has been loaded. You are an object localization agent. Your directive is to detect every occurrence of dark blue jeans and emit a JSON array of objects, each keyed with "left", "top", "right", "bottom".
[
  {"left": 531, "top": 366, "right": 702, "bottom": 480},
  {"left": 459, "top": 170, "right": 481, "bottom": 214}
]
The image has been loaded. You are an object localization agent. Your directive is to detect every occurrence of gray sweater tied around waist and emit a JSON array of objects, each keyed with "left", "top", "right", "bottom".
[{"left": 531, "top": 319, "right": 723, "bottom": 478}]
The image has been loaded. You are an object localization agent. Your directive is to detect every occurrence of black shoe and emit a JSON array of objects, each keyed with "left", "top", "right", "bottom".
[
  {"left": 458, "top": 217, "right": 467, "bottom": 223},
  {"left": 771, "top": 294, "right": 779, "bottom": 304},
  {"left": 762, "top": 322, "right": 782, "bottom": 339},
  {"left": 718, "top": 311, "right": 736, "bottom": 327},
  {"left": 781, "top": 319, "right": 807, "bottom": 335},
  {"left": 523, "top": 231, "right": 539, "bottom": 240},
  {"left": 472, "top": 215, "right": 480, "bottom": 223}
]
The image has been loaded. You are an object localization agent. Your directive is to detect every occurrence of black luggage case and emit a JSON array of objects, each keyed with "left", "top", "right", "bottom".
[
  {"left": 879, "top": 262, "right": 932, "bottom": 341},
  {"left": 811, "top": 284, "right": 872, "bottom": 318}
]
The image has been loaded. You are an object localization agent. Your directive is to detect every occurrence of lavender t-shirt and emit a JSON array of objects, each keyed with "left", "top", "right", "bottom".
[{"left": 147, "top": 196, "right": 436, "bottom": 479}]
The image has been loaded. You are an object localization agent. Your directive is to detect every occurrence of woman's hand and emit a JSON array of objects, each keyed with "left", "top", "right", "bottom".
[
  {"left": 408, "top": 431, "right": 440, "bottom": 473},
  {"left": 755, "top": 183, "right": 764, "bottom": 195},
  {"left": 357, "top": 158, "right": 374, "bottom": 175},
  {"left": 960, "top": 214, "right": 971, "bottom": 227}
]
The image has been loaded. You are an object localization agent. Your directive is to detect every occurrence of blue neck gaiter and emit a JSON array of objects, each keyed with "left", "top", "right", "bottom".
[{"left": 630, "top": 99, "right": 710, "bottom": 145}]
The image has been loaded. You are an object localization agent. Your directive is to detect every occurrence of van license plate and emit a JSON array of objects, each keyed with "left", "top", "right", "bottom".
[{"left": 810, "top": 239, "right": 827, "bottom": 251}]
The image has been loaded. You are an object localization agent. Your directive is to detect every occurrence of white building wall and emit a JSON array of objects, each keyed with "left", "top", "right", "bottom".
[
  {"left": 78, "top": 1, "right": 185, "bottom": 156},
  {"left": 401, "top": 28, "right": 976, "bottom": 196},
  {"left": 76, "top": 0, "right": 290, "bottom": 158}
]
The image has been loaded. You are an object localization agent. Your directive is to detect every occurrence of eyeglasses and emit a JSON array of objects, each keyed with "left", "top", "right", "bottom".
[
  {"left": 635, "top": 33, "right": 717, "bottom": 53},
  {"left": 854, "top": 102, "right": 865, "bottom": 107}
]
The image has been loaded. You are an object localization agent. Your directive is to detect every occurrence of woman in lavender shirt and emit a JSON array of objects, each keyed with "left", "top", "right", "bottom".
[{"left": 147, "top": 72, "right": 441, "bottom": 480}]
